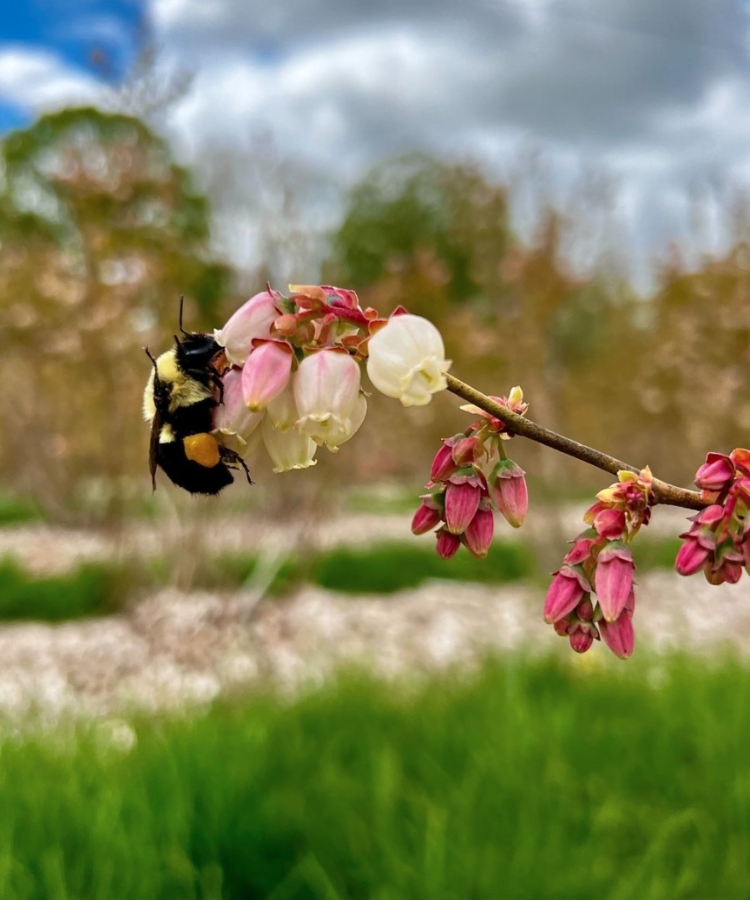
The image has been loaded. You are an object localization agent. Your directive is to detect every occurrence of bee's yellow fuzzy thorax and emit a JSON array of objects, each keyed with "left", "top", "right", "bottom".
[{"left": 143, "top": 349, "right": 215, "bottom": 423}]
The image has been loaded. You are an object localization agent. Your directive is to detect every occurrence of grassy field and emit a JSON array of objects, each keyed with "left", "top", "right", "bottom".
[
  {"left": 0, "top": 654, "right": 748, "bottom": 899},
  {"left": 0, "top": 535, "right": 683, "bottom": 623}
]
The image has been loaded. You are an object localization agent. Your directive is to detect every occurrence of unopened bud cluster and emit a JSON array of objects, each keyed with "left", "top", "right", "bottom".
[
  {"left": 411, "top": 387, "right": 529, "bottom": 559},
  {"left": 544, "top": 468, "right": 654, "bottom": 659},
  {"left": 212, "top": 285, "right": 451, "bottom": 473},
  {"left": 675, "top": 449, "right": 750, "bottom": 584}
]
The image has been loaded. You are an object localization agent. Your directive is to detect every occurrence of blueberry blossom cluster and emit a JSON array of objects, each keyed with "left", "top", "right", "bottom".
[
  {"left": 675, "top": 449, "right": 750, "bottom": 584},
  {"left": 211, "top": 285, "right": 451, "bottom": 472},
  {"left": 169, "top": 283, "right": 750, "bottom": 663},
  {"left": 543, "top": 468, "right": 655, "bottom": 659},
  {"left": 411, "top": 387, "right": 530, "bottom": 559}
]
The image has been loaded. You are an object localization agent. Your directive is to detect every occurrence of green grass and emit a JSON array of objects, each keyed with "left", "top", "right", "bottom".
[
  {"left": 0, "top": 558, "right": 130, "bottom": 622},
  {"left": 635, "top": 536, "right": 682, "bottom": 571},
  {"left": 217, "top": 538, "right": 535, "bottom": 597},
  {"left": 222, "top": 535, "right": 677, "bottom": 596},
  {"left": 310, "top": 540, "right": 535, "bottom": 593},
  {"left": 0, "top": 494, "right": 43, "bottom": 527},
  {"left": 0, "top": 533, "right": 682, "bottom": 623},
  {"left": 0, "top": 655, "right": 749, "bottom": 898},
  {"left": 344, "top": 485, "right": 424, "bottom": 515}
]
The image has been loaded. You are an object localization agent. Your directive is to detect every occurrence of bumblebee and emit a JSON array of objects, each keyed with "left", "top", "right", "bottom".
[{"left": 143, "top": 299, "right": 250, "bottom": 495}]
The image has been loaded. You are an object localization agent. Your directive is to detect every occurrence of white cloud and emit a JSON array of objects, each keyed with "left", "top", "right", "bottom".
[
  {"left": 141, "top": 0, "right": 750, "bottom": 275},
  {"left": 0, "top": 46, "right": 100, "bottom": 112}
]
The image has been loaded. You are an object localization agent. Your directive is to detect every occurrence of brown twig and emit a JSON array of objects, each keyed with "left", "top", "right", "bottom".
[{"left": 446, "top": 374, "right": 705, "bottom": 511}]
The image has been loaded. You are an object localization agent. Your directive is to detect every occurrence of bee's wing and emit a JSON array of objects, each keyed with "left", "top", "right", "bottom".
[{"left": 149, "top": 408, "right": 163, "bottom": 492}]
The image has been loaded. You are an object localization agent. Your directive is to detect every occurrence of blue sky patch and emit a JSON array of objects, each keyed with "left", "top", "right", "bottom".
[{"left": 1, "top": 0, "right": 142, "bottom": 129}]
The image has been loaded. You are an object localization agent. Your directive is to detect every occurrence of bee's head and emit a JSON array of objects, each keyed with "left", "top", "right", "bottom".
[
  {"left": 173, "top": 296, "right": 222, "bottom": 375},
  {"left": 175, "top": 332, "right": 222, "bottom": 372}
]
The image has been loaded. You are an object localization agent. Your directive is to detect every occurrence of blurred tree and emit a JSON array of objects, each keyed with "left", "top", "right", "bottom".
[
  {"left": 638, "top": 243, "right": 750, "bottom": 483},
  {"left": 325, "top": 153, "right": 511, "bottom": 316},
  {"left": 0, "top": 107, "right": 231, "bottom": 516},
  {"left": 324, "top": 155, "right": 643, "bottom": 492}
]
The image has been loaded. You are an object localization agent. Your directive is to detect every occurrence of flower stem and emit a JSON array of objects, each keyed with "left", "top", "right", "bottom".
[{"left": 445, "top": 374, "right": 704, "bottom": 511}]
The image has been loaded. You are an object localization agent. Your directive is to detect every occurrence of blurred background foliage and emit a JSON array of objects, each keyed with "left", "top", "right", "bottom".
[{"left": 1, "top": 103, "right": 749, "bottom": 522}]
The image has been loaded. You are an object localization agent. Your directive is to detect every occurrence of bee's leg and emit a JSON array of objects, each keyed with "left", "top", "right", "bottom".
[
  {"left": 208, "top": 366, "right": 225, "bottom": 405},
  {"left": 220, "top": 446, "right": 253, "bottom": 485}
]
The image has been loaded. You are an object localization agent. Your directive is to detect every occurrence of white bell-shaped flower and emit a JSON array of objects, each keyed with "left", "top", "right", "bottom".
[
  {"left": 366, "top": 314, "right": 451, "bottom": 407},
  {"left": 294, "top": 350, "right": 366, "bottom": 452},
  {"left": 262, "top": 414, "right": 317, "bottom": 473},
  {"left": 266, "top": 379, "right": 299, "bottom": 432}
]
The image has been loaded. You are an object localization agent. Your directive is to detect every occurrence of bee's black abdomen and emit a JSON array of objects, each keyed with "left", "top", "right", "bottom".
[
  {"left": 156, "top": 442, "right": 234, "bottom": 495},
  {"left": 170, "top": 397, "right": 216, "bottom": 437}
]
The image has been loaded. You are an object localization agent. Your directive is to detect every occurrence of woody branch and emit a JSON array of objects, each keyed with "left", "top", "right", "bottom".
[{"left": 445, "top": 374, "right": 705, "bottom": 512}]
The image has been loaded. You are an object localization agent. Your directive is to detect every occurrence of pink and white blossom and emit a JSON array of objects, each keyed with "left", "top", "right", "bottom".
[
  {"left": 242, "top": 341, "right": 294, "bottom": 412},
  {"left": 213, "top": 367, "right": 264, "bottom": 455},
  {"left": 215, "top": 290, "right": 280, "bottom": 365},
  {"left": 294, "top": 350, "right": 366, "bottom": 452}
]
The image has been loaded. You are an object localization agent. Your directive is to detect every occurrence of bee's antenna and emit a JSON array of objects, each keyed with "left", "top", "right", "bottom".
[
  {"left": 178, "top": 294, "right": 189, "bottom": 335},
  {"left": 144, "top": 347, "right": 162, "bottom": 386}
]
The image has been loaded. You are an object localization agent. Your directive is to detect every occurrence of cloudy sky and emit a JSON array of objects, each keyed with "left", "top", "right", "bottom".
[{"left": 2, "top": 0, "right": 750, "bottom": 272}]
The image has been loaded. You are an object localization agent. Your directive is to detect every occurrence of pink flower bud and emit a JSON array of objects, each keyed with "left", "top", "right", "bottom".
[
  {"left": 703, "top": 543, "right": 744, "bottom": 585},
  {"left": 692, "top": 504, "right": 725, "bottom": 527},
  {"left": 599, "top": 609, "right": 635, "bottom": 659},
  {"left": 576, "top": 596, "right": 595, "bottom": 621},
  {"left": 490, "top": 459, "right": 528, "bottom": 528},
  {"left": 675, "top": 535, "right": 711, "bottom": 576},
  {"left": 731, "top": 448, "right": 750, "bottom": 478},
  {"left": 241, "top": 341, "right": 293, "bottom": 412},
  {"left": 447, "top": 467, "right": 487, "bottom": 489},
  {"left": 451, "top": 436, "right": 481, "bottom": 467},
  {"left": 584, "top": 500, "right": 608, "bottom": 524},
  {"left": 411, "top": 503, "right": 442, "bottom": 535},
  {"left": 444, "top": 482, "right": 481, "bottom": 535},
  {"left": 564, "top": 530, "right": 599, "bottom": 565},
  {"left": 704, "top": 561, "right": 727, "bottom": 585},
  {"left": 569, "top": 625, "right": 596, "bottom": 654},
  {"left": 463, "top": 508, "right": 494, "bottom": 559},
  {"left": 722, "top": 560, "right": 744, "bottom": 584},
  {"left": 553, "top": 618, "right": 571, "bottom": 636},
  {"left": 215, "top": 290, "right": 281, "bottom": 365},
  {"left": 594, "top": 543, "right": 635, "bottom": 622},
  {"left": 734, "top": 478, "right": 750, "bottom": 504},
  {"left": 695, "top": 453, "right": 735, "bottom": 492},
  {"left": 431, "top": 443, "right": 458, "bottom": 481},
  {"left": 436, "top": 528, "right": 461, "bottom": 560},
  {"left": 593, "top": 508, "right": 626, "bottom": 540},
  {"left": 544, "top": 567, "right": 590, "bottom": 623}
]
